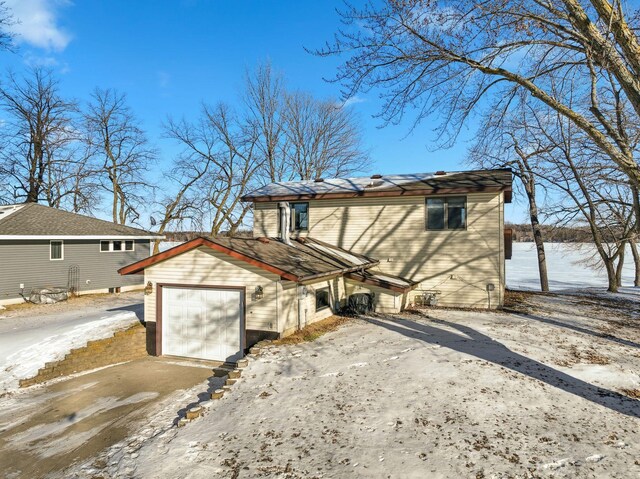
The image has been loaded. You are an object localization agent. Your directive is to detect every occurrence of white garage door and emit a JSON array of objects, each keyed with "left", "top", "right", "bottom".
[{"left": 162, "top": 286, "right": 243, "bottom": 362}]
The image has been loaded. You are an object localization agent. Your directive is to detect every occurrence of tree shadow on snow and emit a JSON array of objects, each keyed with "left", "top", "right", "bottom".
[
  {"left": 509, "top": 311, "right": 640, "bottom": 350},
  {"left": 364, "top": 315, "right": 640, "bottom": 419}
]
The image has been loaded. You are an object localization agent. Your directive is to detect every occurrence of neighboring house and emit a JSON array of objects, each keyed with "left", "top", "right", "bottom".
[
  {"left": 120, "top": 168, "right": 512, "bottom": 363},
  {"left": 0, "top": 203, "right": 162, "bottom": 305}
]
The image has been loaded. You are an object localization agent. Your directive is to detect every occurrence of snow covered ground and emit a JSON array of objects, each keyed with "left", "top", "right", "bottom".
[
  {"left": 507, "top": 242, "right": 637, "bottom": 291},
  {"left": 0, "top": 293, "right": 143, "bottom": 394},
  {"left": 65, "top": 292, "right": 640, "bottom": 479}
]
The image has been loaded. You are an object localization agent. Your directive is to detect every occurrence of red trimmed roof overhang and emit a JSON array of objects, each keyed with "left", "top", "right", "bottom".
[
  {"left": 118, "top": 237, "right": 378, "bottom": 282},
  {"left": 119, "top": 237, "right": 299, "bottom": 281},
  {"left": 242, "top": 185, "right": 512, "bottom": 203}
]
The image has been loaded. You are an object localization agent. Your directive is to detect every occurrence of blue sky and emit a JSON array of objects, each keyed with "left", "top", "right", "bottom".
[{"left": 2, "top": 0, "right": 521, "bottom": 222}]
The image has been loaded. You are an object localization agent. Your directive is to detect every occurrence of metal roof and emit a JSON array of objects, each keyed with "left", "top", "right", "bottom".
[{"left": 242, "top": 169, "right": 512, "bottom": 202}]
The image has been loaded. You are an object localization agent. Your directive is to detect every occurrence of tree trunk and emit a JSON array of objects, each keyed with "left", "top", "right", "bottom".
[
  {"left": 527, "top": 193, "right": 549, "bottom": 292},
  {"left": 615, "top": 243, "right": 626, "bottom": 288},
  {"left": 517, "top": 153, "right": 549, "bottom": 292},
  {"left": 604, "top": 258, "right": 619, "bottom": 293},
  {"left": 629, "top": 238, "right": 640, "bottom": 287}
]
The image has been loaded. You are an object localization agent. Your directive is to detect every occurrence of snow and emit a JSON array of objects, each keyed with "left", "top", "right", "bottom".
[
  {"left": 0, "top": 293, "right": 142, "bottom": 394},
  {"left": 507, "top": 242, "right": 637, "bottom": 291},
  {"left": 65, "top": 292, "right": 640, "bottom": 479}
]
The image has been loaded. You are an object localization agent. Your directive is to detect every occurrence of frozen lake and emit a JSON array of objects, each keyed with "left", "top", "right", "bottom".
[{"left": 507, "top": 242, "right": 637, "bottom": 291}]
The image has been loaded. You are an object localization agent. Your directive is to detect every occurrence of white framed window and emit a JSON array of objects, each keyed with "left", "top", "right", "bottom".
[
  {"left": 100, "top": 240, "right": 136, "bottom": 252},
  {"left": 50, "top": 240, "right": 64, "bottom": 261},
  {"left": 290, "top": 202, "right": 309, "bottom": 232}
]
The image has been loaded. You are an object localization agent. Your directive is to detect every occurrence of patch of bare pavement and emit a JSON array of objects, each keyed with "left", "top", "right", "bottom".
[
  {"left": 65, "top": 292, "right": 640, "bottom": 478},
  {"left": 0, "top": 357, "right": 218, "bottom": 479}
]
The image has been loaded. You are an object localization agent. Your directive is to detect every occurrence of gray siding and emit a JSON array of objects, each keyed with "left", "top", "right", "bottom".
[{"left": 0, "top": 239, "right": 150, "bottom": 301}]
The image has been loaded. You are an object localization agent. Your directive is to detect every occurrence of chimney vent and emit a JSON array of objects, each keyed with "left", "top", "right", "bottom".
[
  {"left": 370, "top": 174, "right": 382, "bottom": 179},
  {"left": 435, "top": 170, "right": 446, "bottom": 176},
  {"left": 314, "top": 178, "right": 324, "bottom": 183}
]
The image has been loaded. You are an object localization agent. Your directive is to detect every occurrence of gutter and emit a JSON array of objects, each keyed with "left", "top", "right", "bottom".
[{"left": 0, "top": 235, "right": 165, "bottom": 240}]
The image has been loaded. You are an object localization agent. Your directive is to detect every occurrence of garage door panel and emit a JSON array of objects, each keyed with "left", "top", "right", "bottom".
[{"left": 162, "top": 286, "right": 243, "bottom": 362}]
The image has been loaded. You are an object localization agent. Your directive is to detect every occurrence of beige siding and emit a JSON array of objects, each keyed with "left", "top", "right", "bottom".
[
  {"left": 345, "top": 277, "right": 403, "bottom": 314},
  {"left": 254, "top": 193, "right": 504, "bottom": 308},
  {"left": 279, "top": 277, "right": 347, "bottom": 337},
  {"left": 143, "top": 247, "right": 282, "bottom": 332}
]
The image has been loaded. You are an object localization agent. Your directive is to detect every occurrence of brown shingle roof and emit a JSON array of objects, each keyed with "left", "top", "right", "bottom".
[
  {"left": 0, "top": 203, "right": 158, "bottom": 237},
  {"left": 119, "top": 236, "right": 379, "bottom": 281},
  {"left": 242, "top": 168, "right": 513, "bottom": 202}
]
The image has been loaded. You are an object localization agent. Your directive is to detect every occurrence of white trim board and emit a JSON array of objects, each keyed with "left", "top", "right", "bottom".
[{"left": 0, "top": 235, "right": 164, "bottom": 240}]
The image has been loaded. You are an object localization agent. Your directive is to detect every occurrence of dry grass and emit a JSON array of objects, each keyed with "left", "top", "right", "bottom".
[
  {"left": 502, "top": 289, "right": 538, "bottom": 314},
  {"left": 272, "top": 315, "right": 352, "bottom": 345},
  {"left": 619, "top": 388, "right": 640, "bottom": 399}
]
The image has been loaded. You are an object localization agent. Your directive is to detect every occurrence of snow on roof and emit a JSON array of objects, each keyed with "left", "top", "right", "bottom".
[
  {"left": 0, "top": 204, "right": 25, "bottom": 221},
  {"left": 250, "top": 172, "right": 443, "bottom": 197},
  {"left": 242, "top": 169, "right": 512, "bottom": 201},
  {"left": 302, "top": 238, "right": 373, "bottom": 267}
]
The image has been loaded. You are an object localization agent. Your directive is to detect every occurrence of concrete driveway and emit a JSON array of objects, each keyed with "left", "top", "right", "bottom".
[{"left": 0, "top": 357, "right": 221, "bottom": 479}]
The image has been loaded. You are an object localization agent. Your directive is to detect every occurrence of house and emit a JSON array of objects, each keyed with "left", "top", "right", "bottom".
[
  {"left": 119, "top": 168, "right": 512, "bottom": 363},
  {"left": 0, "top": 203, "right": 162, "bottom": 305}
]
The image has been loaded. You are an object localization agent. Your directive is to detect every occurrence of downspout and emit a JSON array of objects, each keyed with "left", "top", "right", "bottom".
[
  {"left": 275, "top": 279, "right": 280, "bottom": 334},
  {"left": 297, "top": 284, "right": 307, "bottom": 330},
  {"left": 498, "top": 191, "right": 504, "bottom": 308},
  {"left": 278, "top": 202, "right": 291, "bottom": 245}
]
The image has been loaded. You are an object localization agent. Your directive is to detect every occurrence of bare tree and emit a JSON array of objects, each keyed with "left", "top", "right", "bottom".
[
  {"left": 283, "top": 91, "right": 369, "bottom": 180},
  {"left": 165, "top": 103, "right": 261, "bottom": 236},
  {"left": 244, "top": 61, "right": 287, "bottom": 183},
  {"left": 84, "top": 88, "right": 156, "bottom": 225},
  {"left": 152, "top": 153, "right": 212, "bottom": 254},
  {"left": 0, "top": 68, "right": 78, "bottom": 204},
  {"left": 243, "top": 61, "right": 369, "bottom": 183},
  {"left": 469, "top": 96, "right": 551, "bottom": 291},
  {"left": 0, "top": 1, "right": 14, "bottom": 52},
  {"left": 532, "top": 106, "right": 634, "bottom": 292},
  {"left": 319, "top": 1, "right": 640, "bottom": 221}
]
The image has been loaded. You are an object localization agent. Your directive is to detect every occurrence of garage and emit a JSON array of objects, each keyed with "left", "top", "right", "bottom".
[{"left": 160, "top": 285, "right": 244, "bottom": 362}]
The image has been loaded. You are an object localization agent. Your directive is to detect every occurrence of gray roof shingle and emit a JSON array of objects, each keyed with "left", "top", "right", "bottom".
[{"left": 0, "top": 203, "right": 157, "bottom": 237}]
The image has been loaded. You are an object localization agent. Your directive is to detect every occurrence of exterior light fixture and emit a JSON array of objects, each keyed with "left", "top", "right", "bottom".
[
  {"left": 255, "top": 286, "right": 264, "bottom": 300},
  {"left": 145, "top": 281, "right": 153, "bottom": 295}
]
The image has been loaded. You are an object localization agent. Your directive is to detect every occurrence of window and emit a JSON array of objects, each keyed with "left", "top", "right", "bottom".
[
  {"left": 290, "top": 202, "right": 309, "bottom": 232},
  {"left": 50, "top": 240, "right": 63, "bottom": 260},
  {"left": 100, "top": 240, "right": 135, "bottom": 252},
  {"left": 425, "top": 196, "right": 466, "bottom": 230},
  {"left": 315, "top": 287, "right": 330, "bottom": 311}
]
